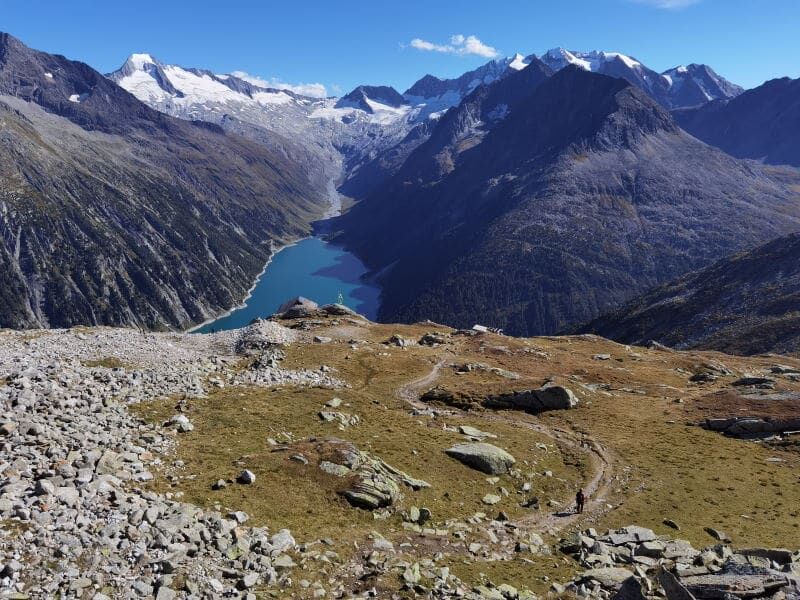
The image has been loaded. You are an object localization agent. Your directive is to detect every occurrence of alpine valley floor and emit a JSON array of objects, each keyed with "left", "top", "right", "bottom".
[{"left": 1, "top": 302, "right": 799, "bottom": 599}]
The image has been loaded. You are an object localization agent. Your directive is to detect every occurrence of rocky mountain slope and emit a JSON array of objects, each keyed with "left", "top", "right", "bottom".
[
  {"left": 674, "top": 76, "right": 800, "bottom": 167},
  {"left": 2, "top": 305, "right": 799, "bottom": 597},
  {"left": 0, "top": 32, "right": 327, "bottom": 330},
  {"left": 109, "top": 53, "right": 465, "bottom": 189},
  {"left": 338, "top": 66, "right": 800, "bottom": 336},
  {"left": 109, "top": 47, "right": 743, "bottom": 205},
  {"left": 579, "top": 233, "right": 800, "bottom": 355}
]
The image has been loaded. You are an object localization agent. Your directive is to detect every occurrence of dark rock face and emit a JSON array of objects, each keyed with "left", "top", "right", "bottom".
[
  {"left": 674, "top": 77, "right": 800, "bottom": 167},
  {"left": 338, "top": 119, "right": 435, "bottom": 200},
  {"left": 397, "top": 58, "right": 553, "bottom": 186},
  {"left": 0, "top": 33, "right": 325, "bottom": 330},
  {"left": 336, "top": 85, "right": 407, "bottom": 112},
  {"left": 336, "top": 58, "right": 550, "bottom": 200},
  {"left": 705, "top": 417, "right": 800, "bottom": 438},
  {"left": 404, "top": 57, "right": 521, "bottom": 100},
  {"left": 580, "top": 233, "right": 800, "bottom": 355},
  {"left": 339, "top": 67, "right": 800, "bottom": 337}
]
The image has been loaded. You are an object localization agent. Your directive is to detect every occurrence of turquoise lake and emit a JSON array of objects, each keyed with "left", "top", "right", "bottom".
[{"left": 193, "top": 237, "right": 380, "bottom": 333}]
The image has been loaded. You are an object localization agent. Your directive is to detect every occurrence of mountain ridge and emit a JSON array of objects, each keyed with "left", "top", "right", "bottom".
[
  {"left": 337, "top": 66, "right": 800, "bottom": 336},
  {"left": 0, "top": 32, "right": 327, "bottom": 329}
]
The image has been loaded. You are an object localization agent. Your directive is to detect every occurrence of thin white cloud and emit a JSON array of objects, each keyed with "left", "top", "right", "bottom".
[
  {"left": 629, "top": 0, "right": 701, "bottom": 8},
  {"left": 230, "top": 70, "right": 327, "bottom": 98},
  {"left": 409, "top": 34, "right": 499, "bottom": 58}
]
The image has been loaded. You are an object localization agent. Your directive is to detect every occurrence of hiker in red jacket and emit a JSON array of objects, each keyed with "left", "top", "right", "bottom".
[{"left": 575, "top": 489, "right": 586, "bottom": 514}]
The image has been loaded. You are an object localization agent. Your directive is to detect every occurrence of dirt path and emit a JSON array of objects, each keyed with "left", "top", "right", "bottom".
[
  {"left": 395, "top": 358, "right": 617, "bottom": 536},
  {"left": 396, "top": 357, "right": 449, "bottom": 405}
]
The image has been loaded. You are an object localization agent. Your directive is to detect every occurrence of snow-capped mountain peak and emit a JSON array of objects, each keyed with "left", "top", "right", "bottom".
[
  {"left": 402, "top": 53, "right": 537, "bottom": 113},
  {"left": 508, "top": 53, "right": 529, "bottom": 71},
  {"left": 127, "top": 53, "right": 157, "bottom": 69},
  {"left": 660, "top": 63, "right": 743, "bottom": 105},
  {"left": 538, "top": 48, "right": 741, "bottom": 108},
  {"left": 540, "top": 48, "right": 642, "bottom": 73},
  {"left": 109, "top": 54, "right": 313, "bottom": 109}
]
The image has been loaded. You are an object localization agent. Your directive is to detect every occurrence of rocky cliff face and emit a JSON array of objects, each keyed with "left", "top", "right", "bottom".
[
  {"left": 339, "top": 67, "right": 800, "bottom": 336},
  {"left": 0, "top": 33, "right": 326, "bottom": 330},
  {"left": 579, "top": 233, "right": 800, "bottom": 355}
]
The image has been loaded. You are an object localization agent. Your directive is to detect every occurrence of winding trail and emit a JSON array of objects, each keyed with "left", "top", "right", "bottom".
[
  {"left": 395, "top": 356, "right": 617, "bottom": 536},
  {"left": 396, "top": 357, "right": 449, "bottom": 406}
]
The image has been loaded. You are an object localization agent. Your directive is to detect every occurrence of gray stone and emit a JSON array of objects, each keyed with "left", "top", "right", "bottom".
[
  {"left": 318, "top": 461, "right": 351, "bottom": 477},
  {"left": 458, "top": 425, "right": 497, "bottom": 439},
  {"left": 445, "top": 442, "right": 516, "bottom": 475},
  {"left": 737, "top": 548, "right": 794, "bottom": 565},
  {"left": 155, "top": 587, "right": 177, "bottom": 600},
  {"left": 273, "top": 554, "right": 296, "bottom": 569},
  {"left": 607, "top": 526, "right": 657, "bottom": 545},
  {"left": 34, "top": 479, "right": 56, "bottom": 496},
  {"left": 239, "top": 572, "right": 259, "bottom": 589},
  {"left": 659, "top": 569, "right": 697, "bottom": 600},
  {"left": 580, "top": 568, "right": 635, "bottom": 589}
]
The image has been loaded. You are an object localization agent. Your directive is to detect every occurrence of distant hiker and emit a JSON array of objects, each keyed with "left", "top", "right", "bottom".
[{"left": 575, "top": 489, "right": 585, "bottom": 514}]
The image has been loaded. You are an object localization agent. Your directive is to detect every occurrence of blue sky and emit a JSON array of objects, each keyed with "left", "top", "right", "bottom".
[{"left": 1, "top": 0, "right": 797, "bottom": 96}]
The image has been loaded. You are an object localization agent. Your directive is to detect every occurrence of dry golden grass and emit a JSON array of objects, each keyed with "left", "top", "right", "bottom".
[{"left": 133, "top": 317, "right": 800, "bottom": 594}]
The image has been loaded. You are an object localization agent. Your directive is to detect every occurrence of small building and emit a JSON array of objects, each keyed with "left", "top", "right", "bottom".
[{"left": 472, "top": 324, "right": 504, "bottom": 335}]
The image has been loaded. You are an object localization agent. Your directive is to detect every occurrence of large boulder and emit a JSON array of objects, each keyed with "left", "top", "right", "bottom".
[
  {"left": 703, "top": 417, "right": 800, "bottom": 437},
  {"left": 534, "top": 384, "right": 579, "bottom": 410},
  {"left": 484, "top": 384, "right": 579, "bottom": 412},
  {"left": 304, "top": 438, "right": 429, "bottom": 510},
  {"left": 605, "top": 526, "right": 657, "bottom": 545},
  {"left": 680, "top": 572, "right": 789, "bottom": 599},
  {"left": 445, "top": 442, "right": 516, "bottom": 475},
  {"left": 579, "top": 567, "right": 636, "bottom": 589},
  {"left": 277, "top": 296, "right": 319, "bottom": 319}
]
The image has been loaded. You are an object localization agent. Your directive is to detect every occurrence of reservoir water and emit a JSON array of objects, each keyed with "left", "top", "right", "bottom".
[{"left": 193, "top": 237, "right": 380, "bottom": 333}]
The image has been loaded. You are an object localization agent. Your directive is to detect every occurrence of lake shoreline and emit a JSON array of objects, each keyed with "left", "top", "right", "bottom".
[
  {"left": 186, "top": 238, "right": 306, "bottom": 334},
  {"left": 188, "top": 177, "right": 343, "bottom": 334},
  {"left": 187, "top": 179, "right": 381, "bottom": 334}
]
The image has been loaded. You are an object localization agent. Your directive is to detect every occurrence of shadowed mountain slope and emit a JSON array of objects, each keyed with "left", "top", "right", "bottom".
[
  {"left": 579, "top": 233, "right": 800, "bottom": 355},
  {"left": 0, "top": 33, "right": 326, "bottom": 329},
  {"left": 338, "top": 67, "right": 800, "bottom": 336},
  {"left": 674, "top": 77, "right": 800, "bottom": 167}
]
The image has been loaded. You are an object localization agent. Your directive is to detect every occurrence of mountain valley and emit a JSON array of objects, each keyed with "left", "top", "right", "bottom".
[{"left": 1, "top": 25, "right": 800, "bottom": 600}]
